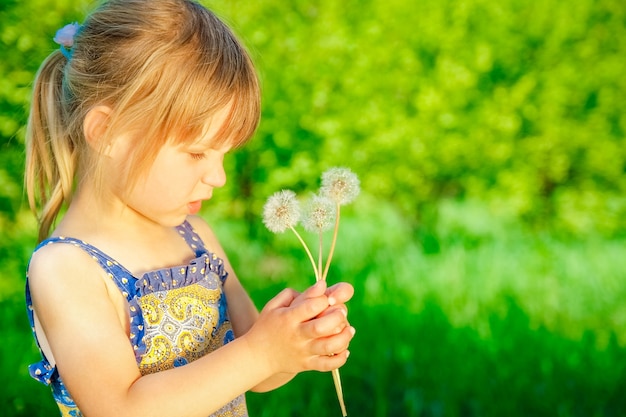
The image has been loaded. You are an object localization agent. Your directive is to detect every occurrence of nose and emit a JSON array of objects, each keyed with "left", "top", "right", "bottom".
[{"left": 202, "top": 156, "right": 227, "bottom": 188}]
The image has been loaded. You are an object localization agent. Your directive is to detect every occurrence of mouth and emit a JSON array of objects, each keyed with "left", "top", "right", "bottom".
[{"left": 188, "top": 201, "right": 202, "bottom": 215}]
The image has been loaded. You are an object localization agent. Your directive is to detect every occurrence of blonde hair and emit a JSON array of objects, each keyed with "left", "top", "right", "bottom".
[{"left": 25, "top": 0, "right": 260, "bottom": 241}]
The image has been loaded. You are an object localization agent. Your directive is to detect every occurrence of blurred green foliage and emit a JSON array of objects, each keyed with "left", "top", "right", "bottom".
[
  {"left": 1, "top": 0, "right": 626, "bottom": 416},
  {"left": 1, "top": 0, "right": 625, "bottom": 235},
  {"left": 212, "top": 0, "right": 626, "bottom": 237}
]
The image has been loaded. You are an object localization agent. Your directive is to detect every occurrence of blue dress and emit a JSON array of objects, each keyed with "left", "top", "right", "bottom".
[{"left": 25, "top": 220, "right": 248, "bottom": 416}]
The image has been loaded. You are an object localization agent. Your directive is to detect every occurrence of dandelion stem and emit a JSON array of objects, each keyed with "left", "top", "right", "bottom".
[
  {"left": 318, "top": 232, "right": 324, "bottom": 283},
  {"left": 315, "top": 202, "right": 347, "bottom": 416},
  {"left": 332, "top": 368, "right": 347, "bottom": 416},
  {"left": 289, "top": 225, "right": 320, "bottom": 281},
  {"left": 321, "top": 203, "right": 341, "bottom": 282}
]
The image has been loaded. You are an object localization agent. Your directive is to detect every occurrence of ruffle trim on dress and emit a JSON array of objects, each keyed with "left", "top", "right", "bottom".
[
  {"left": 28, "top": 360, "right": 55, "bottom": 386},
  {"left": 28, "top": 362, "right": 77, "bottom": 409},
  {"left": 134, "top": 252, "right": 227, "bottom": 296}
]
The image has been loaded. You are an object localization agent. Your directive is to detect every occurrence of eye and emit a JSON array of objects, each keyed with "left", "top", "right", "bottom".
[{"left": 189, "top": 152, "right": 206, "bottom": 161}]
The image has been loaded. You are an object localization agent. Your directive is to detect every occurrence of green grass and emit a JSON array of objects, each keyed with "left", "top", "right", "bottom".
[
  {"left": 2, "top": 199, "right": 626, "bottom": 416},
  {"left": 230, "top": 197, "right": 626, "bottom": 416}
]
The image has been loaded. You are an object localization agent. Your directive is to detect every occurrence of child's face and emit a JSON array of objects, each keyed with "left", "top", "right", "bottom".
[{"left": 119, "top": 107, "right": 232, "bottom": 227}]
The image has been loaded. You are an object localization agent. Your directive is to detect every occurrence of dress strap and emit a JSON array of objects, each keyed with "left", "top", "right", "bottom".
[
  {"left": 31, "top": 236, "right": 138, "bottom": 300},
  {"left": 176, "top": 219, "right": 208, "bottom": 257}
]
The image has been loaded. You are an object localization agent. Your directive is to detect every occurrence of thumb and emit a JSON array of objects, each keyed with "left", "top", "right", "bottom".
[
  {"left": 263, "top": 288, "right": 299, "bottom": 311},
  {"left": 287, "top": 280, "right": 329, "bottom": 322},
  {"left": 293, "top": 280, "right": 327, "bottom": 305}
]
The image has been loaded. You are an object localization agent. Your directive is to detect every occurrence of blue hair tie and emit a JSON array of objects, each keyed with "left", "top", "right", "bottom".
[{"left": 53, "top": 22, "right": 81, "bottom": 59}]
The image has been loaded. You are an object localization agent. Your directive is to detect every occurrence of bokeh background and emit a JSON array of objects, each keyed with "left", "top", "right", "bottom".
[{"left": 2, "top": 0, "right": 626, "bottom": 416}]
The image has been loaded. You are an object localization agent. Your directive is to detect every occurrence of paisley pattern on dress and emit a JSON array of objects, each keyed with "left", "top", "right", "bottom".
[{"left": 25, "top": 221, "right": 248, "bottom": 417}]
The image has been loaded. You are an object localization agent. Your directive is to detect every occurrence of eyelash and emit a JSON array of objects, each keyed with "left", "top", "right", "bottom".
[{"left": 190, "top": 153, "right": 206, "bottom": 161}]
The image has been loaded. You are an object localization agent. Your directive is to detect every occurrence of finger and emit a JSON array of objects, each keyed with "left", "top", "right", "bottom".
[
  {"left": 325, "top": 282, "right": 354, "bottom": 306},
  {"left": 290, "top": 280, "right": 327, "bottom": 309},
  {"left": 304, "top": 308, "right": 349, "bottom": 338},
  {"left": 309, "top": 325, "right": 356, "bottom": 357},
  {"left": 263, "top": 288, "right": 300, "bottom": 311},
  {"left": 316, "top": 304, "right": 348, "bottom": 320},
  {"left": 308, "top": 350, "right": 351, "bottom": 372},
  {"left": 290, "top": 294, "right": 330, "bottom": 322},
  {"left": 297, "top": 280, "right": 327, "bottom": 302}
]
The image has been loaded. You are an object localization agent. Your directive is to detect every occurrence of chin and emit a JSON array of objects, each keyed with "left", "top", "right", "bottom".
[{"left": 147, "top": 213, "right": 189, "bottom": 228}]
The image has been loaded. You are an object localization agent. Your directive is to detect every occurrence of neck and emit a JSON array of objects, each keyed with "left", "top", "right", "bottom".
[
  {"left": 55, "top": 180, "right": 163, "bottom": 240},
  {"left": 53, "top": 182, "right": 193, "bottom": 276}
]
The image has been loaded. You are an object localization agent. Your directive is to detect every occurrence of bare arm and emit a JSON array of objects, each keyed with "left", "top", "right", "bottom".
[{"left": 28, "top": 241, "right": 354, "bottom": 417}]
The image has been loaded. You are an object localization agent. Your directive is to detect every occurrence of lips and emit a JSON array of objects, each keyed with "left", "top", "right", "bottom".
[{"left": 188, "top": 201, "right": 202, "bottom": 214}]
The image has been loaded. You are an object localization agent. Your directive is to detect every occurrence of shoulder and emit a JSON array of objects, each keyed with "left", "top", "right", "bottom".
[
  {"left": 28, "top": 240, "right": 109, "bottom": 299},
  {"left": 28, "top": 237, "right": 130, "bottom": 345},
  {"left": 30, "top": 239, "right": 101, "bottom": 273}
]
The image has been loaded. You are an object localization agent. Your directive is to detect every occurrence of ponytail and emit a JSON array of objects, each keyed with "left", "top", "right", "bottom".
[
  {"left": 25, "top": 0, "right": 261, "bottom": 242},
  {"left": 25, "top": 51, "right": 78, "bottom": 242}
]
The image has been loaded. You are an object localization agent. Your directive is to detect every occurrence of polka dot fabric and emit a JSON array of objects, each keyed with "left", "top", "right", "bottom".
[{"left": 25, "top": 221, "right": 248, "bottom": 416}]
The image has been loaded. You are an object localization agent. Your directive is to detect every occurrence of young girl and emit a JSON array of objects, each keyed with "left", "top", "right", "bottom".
[{"left": 24, "top": 1, "right": 355, "bottom": 416}]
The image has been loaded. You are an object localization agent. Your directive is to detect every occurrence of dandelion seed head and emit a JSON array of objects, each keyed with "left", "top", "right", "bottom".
[
  {"left": 320, "top": 167, "right": 361, "bottom": 205},
  {"left": 262, "top": 190, "right": 301, "bottom": 233},
  {"left": 302, "top": 194, "right": 336, "bottom": 233}
]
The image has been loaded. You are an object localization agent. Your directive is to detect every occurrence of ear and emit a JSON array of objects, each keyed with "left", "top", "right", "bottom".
[{"left": 83, "top": 105, "right": 112, "bottom": 152}]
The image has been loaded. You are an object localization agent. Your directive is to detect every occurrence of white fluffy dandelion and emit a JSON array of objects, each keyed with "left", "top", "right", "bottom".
[
  {"left": 262, "top": 190, "right": 301, "bottom": 233},
  {"left": 302, "top": 194, "right": 337, "bottom": 279},
  {"left": 320, "top": 167, "right": 360, "bottom": 206},
  {"left": 301, "top": 194, "right": 336, "bottom": 233},
  {"left": 263, "top": 189, "right": 319, "bottom": 279}
]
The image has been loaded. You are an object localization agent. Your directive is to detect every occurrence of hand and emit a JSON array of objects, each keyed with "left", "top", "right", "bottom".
[
  {"left": 306, "top": 281, "right": 355, "bottom": 371},
  {"left": 323, "top": 281, "right": 355, "bottom": 319},
  {"left": 243, "top": 281, "right": 355, "bottom": 375}
]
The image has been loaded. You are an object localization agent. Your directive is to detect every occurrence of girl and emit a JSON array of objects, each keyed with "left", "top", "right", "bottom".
[{"left": 24, "top": 1, "right": 355, "bottom": 416}]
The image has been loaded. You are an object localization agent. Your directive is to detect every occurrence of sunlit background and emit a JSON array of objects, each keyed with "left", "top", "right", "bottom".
[{"left": 1, "top": 0, "right": 625, "bottom": 416}]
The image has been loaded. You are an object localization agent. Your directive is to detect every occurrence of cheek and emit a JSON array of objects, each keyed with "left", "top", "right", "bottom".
[
  {"left": 129, "top": 146, "right": 201, "bottom": 199},
  {"left": 154, "top": 162, "right": 203, "bottom": 197},
  {"left": 146, "top": 170, "right": 189, "bottom": 196}
]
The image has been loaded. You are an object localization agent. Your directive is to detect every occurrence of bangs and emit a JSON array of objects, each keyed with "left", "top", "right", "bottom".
[
  {"left": 169, "top": 66, "right": 261, "bottom": 150},
  {"left": 162, "top": 42, "right": 260, "bottom": 149},
  {"left": 100, "top": 0, "right": 261, "bottom": 194}
]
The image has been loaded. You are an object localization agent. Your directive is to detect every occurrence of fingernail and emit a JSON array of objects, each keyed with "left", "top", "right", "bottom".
[
  {"left": 328, "top": 296, "right": 336, "bottom": 306},
  {"left": 346, "top": 350, "right": 351, "bottom": 358},
  {"left": 349, "top": 326, "right": 356, "bottom": 336}
]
